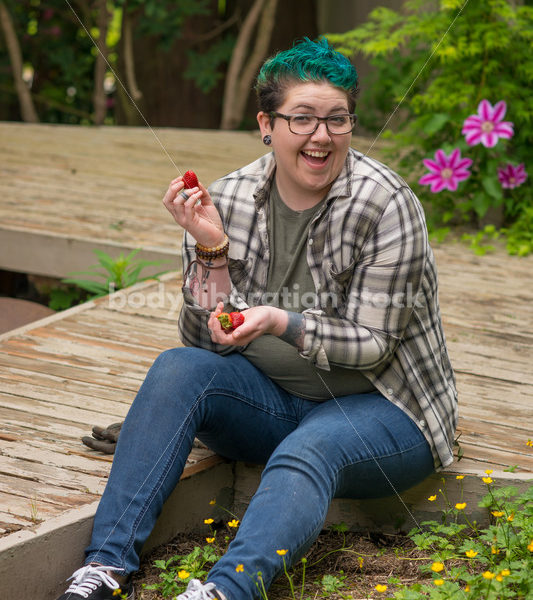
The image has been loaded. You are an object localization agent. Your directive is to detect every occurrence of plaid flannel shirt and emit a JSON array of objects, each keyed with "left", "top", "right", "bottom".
[{"left": 178, "top": 148, "right": 458, "bottom": 469}]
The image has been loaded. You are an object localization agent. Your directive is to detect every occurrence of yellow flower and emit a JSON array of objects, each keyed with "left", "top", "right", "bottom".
[
  {"left": 507, "top": 513, "right": 514, "bottom": 522},
  {"left": 483, "top": 571, "right": 496, "bottom": 580},
  {"left": 491, "top": 511, "right": 504, "bottom": 517},
  {"left": 456, "top": 475, "right": 465, "bottom": 480},
  {"left": 178, "top": 570, "right": 190, "bottom": 580},
  {"left": 527, "top": 540, "right": 533, "bottom": 552},
  {"left": 465, "top": 550, "right": 478, "bottom": 558},
  {"left": 496, "top": 575, "right": 503, "bottom": 582},
  {"left": 428, "top": 495, "right": 437, "bottom": 501},
  {"left": 485, "top": 469, "right": 493, "bottom": 475},
  {"left": 434, "top": 579, "right": 445, "bottom": 586},
  {"left": 112, "top": 591, "right": 122, "bottom": 597},
  {"left": 455, "top": 502, "right": 467, "bottom": 510},
  {"left": 235, "top": 564, "right": 244, "bottom": 573},
  {"left": 204, "top": 518, "right": 214, "bottom": 525},
  {"left": 500, "top": 569, "right": 510, "bottom": 577},
  {"left": 526, "top": 439, "right": 533, "bottom": 447},
  {"left": 206, "top": 537, "right": 215, "bottom": 544},
  {"left": 276, "top": 549, "right": 288, "bottom": 556},
  {"left": 482, "top": 477, "right": 493, "bottom": 484},
  {"left": 358, "top": 556, "right": 364, "bottom": 569},
  {"left": 491, "top": 546, "right": 500, "bottom": 555},
  {"left": 228, "top": 519, "right": 240, "bottom": 528},
  {"left": 375, "top": 584, "right": 388, "bottom": 593},
  {"left": 431, "top": 562, "right": 445, "bottom": 572},
  {"left": 465, "top": 585, "right": 470, "bottom": 592},
  {"left": 209, "top": 499, "right": 216, "bottom": 505}
]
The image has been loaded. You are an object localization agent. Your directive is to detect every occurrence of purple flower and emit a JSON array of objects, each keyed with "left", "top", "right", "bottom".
[
  {"left": 497, "top": 163, "right": 528, "bottom": 189},
  {"left": 462, "top": 100, "right": 514, "bottom": 148},
  {"left": 419, "top": 148, "right": 473, "bottom": 193}
]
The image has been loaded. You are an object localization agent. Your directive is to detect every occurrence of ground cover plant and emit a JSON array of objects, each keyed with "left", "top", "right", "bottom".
[
  {"left": 131, "top": 469, "right": 533, "bottom": 599},
  {"left": 328, "top": 0, "right": 533, "bottom": 256}
]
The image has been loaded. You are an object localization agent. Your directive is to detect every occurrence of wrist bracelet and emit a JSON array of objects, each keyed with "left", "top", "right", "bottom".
[{"left": 195, "top": 234, "right": 229, "bottom": 260}]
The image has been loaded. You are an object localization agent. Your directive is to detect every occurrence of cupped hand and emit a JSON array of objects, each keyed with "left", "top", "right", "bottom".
[
  {"left": 207, "top": 302, "right": 288, "bottom": 346},
  {"left": 163, "top": 176, "right": 225, "bottom": 247}
]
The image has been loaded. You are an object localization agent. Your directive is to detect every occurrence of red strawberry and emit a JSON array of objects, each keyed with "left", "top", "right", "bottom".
[
  {"left": 183, "top": 170, "right": 199, "bottom": 189},
  {"left": 229, "top": 312, "right": 245, "bottom": 329},
  {"left": 217, "top": 312, "right": 233, "bottom": 331}
]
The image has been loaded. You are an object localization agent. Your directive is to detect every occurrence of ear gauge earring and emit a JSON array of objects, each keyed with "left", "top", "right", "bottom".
[{"left": 263, "top": 134, "right": 272, "bottom": 146}]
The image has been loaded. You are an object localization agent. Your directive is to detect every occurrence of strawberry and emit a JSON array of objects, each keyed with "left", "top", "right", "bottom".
[
  {"left": 229, "top": 312, "right": 245, "bottom": 329},
  {"left": 183, "top": 170, "right": 199, "bottom": 189},
  {"left": 217, "top": 311, "right": 245, "bottom": 332},
  {"left": 217, "top": 312, "right": 233, "bottom": 331}
]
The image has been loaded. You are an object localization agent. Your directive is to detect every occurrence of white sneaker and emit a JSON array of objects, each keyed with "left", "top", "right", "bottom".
[
  {"left": 174, "top": 578, "right": 225, "bottom": 600},
  {"left": 56, "top": 564, "right": 134, "bottom": 599}
]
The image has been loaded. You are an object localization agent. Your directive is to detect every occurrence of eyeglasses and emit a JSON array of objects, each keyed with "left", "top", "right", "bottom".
[{"left": 269, "top": 112, "right": 357, "bottom": 135}]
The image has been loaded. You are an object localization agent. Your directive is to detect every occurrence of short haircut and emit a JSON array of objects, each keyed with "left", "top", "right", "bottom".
[{"left": 255, "top": 37, "right": 359, "bottom": 115}]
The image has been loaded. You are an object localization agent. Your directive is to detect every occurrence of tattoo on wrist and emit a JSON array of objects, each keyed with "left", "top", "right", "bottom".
[{"left": 279, "top": 312, "right": 305, "bottom": 350}]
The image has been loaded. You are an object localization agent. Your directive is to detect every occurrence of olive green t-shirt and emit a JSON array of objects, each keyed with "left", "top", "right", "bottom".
[{"left": 242, "top": 181, "right": 375, "bottom": 400}]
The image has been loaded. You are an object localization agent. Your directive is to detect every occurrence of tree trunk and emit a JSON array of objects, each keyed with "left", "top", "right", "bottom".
[
  {"left": 0, "top": 0, "right": 39, "bottom": 122},
  {"left": 92, "top": 0, "right": 110, "bottom": 125},
  {"left": 220, "top": 0, "right": 279, "bottom": 130}
]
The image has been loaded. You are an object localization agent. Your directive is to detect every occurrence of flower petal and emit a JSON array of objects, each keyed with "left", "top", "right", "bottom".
[
  {"left": 494, "top": 122, "right": 514, "bottom": 138},
  {"left": 492, "top": 100, "right": 507, "bottom": 122},
  {"left": 423, "top": 158, "right": 441, "bottom": 173},
  {"left": 419, "top": 173, "right": 442, "bottom": 186},
  {"left": 448, "top": 148, "right": 461, "bottom": 168},
  {"left": 462, "top": 115, "right": 481, "bottom": 130},
  {"left": 430, "top": 179, "right": 447, "bottom": 193},
  {"left": 435, "top": 149, "right": 449, "bottom": 167},
  {"left": 481, "top": 132, "right": 498, "bottom": 148},
  {"left": 465, "top": 130, "right": 483, "bottom": 146},
  {"left": 456, "top": 157, "right": 473, "bottom": 170},
  {"left": 453, "top": 170, "right": 471, "bottom": 182},
  {"left": 479, "top": 99, "right": 493, "bottom": 121},
  {"left": 444, "top": 177, "right": 459, "bottom": 191}
]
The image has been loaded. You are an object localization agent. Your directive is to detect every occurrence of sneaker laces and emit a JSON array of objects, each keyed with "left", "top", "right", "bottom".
[
  {"left": 175, "top": 579, "right": 219, "bottom": 600},
  {"left": 65, "top": 565, "right": 121, "bottom": 598}
]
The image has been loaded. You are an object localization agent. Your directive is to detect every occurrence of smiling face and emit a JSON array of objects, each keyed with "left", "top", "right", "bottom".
[{"left": 257, "top": 81, "right": 352, "bottom": 208}]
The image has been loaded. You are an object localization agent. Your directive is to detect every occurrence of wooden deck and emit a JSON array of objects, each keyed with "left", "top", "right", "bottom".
[{"left": 0, "top": 122, "right": 387, "bottom": 279}]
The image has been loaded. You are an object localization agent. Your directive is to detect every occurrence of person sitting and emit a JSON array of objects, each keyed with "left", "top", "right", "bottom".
[{"left": 55, "top": 37, "right": 457, "bottom": 600}]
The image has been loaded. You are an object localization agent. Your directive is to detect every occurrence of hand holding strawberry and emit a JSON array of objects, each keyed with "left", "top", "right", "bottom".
[
  {"left": 163, "top": 170, "right": 225, "bottom": 248},
  {"left": 217, "top": 311, "right": 245, "bottom": 332}
]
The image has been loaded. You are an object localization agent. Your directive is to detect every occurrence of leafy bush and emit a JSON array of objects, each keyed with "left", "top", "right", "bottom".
[
  {"left": 328, "top": 0, "right": 533, "bottom": 255},
  {"left": 395, "top": 477, "right": 533, "bottom": 599}
]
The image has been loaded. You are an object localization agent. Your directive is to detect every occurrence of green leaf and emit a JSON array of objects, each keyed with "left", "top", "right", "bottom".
[
  {"left": 481, "top": 176, "right": 503, "bottom": 202},
  {"left": 422, "top": 113, "right": 449, "bottom": 136},
  {"left": 472, "top": 192, "right": 492, "bottom": 218}
]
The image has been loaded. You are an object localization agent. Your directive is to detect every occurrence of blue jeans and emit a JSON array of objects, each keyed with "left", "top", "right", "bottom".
[{"left": 85, "top": 347, "right": 434, "bottom": 599}]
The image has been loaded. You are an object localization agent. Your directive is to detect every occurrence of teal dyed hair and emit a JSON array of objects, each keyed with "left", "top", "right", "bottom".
[{"left": 255, "top": 37, "right": 358, "bottom": 113}]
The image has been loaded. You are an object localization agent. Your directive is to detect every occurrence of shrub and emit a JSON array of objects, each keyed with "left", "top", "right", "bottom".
[{"left": 328, "top": 0, "right": 533, "bottom": 255}]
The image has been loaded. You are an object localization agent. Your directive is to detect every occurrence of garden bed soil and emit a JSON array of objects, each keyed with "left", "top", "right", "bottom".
[{"left": 133, "top": 529, "right": 434, "bottom": 599}]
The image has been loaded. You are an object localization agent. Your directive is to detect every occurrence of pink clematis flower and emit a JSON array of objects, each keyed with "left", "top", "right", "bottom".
[
  {"left": 462, "top": 100, "right": 514, "bottom": 148},
  {"left": 419, "top": 148, "right": 473, "bottom": 193},
  {"left": 497, "top": 163, "right": 528, "bottom": 189}
]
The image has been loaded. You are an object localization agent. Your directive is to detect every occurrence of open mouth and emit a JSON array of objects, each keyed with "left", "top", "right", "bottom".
[{"left": 301, "top": 149, "right": 330, "bottom": 166}]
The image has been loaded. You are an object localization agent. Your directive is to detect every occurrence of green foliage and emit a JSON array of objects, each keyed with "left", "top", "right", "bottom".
[
  {"left": 396, "top": 479, "right": 533, "bottom": 599},
  {"left": 62, "top": 248, "right": 170, "bottom": 298},
  {"left": 144, "top": 544, "right": 220, "bottom": 597},
  {"left": 328, "top": 0, "right": 533, "bottom": 254},
  {"left": 184, "top": 33, "right": 236, "bottom": 93},
  {"left": 48, "top": 285, "right": 86, "bottom": 311},
  {"left": 316, "top": 572, "right": 347, "bottom": 596},
  {"left": 0, "top": 0, "right": 235, "bottom": 124}
]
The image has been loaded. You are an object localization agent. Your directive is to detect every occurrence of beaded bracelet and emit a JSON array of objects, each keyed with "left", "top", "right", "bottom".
[{"left": 195, "top": 234, "right": 229, "bottom": 260}]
